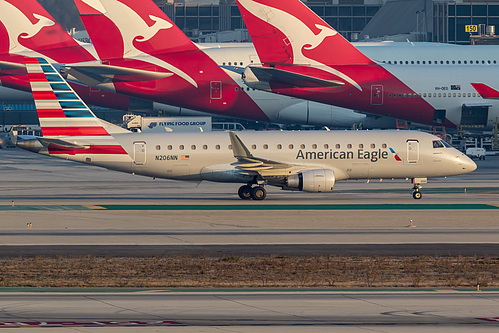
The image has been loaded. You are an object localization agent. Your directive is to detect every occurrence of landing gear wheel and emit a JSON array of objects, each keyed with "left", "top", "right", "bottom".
[
  {"left": 412, "top": 191, "right": 422, "bottom": 200},
  {"left": 251, "top": 186, "right": 267, "bottom": 201},
  {"left": 238, "top": 185, "right": 252, "bottom": 200}
]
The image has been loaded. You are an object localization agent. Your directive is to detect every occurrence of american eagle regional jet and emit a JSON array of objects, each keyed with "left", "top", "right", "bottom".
[{"left": 17, "top": 57, "right": 476, "bottom": 200}]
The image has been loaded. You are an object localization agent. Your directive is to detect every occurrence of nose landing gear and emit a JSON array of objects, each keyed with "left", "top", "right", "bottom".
[
  {"left": 411, "top": 178, "right": 427, "bottom": 199},
  {"left": 238, "top": 185, "right": 267, "bottom": 200}
]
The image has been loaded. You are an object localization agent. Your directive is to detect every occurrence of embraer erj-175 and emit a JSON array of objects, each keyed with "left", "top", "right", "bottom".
[
  {"left": 16, "top": 57, "right": 476, "bottom": 200},
  {"left": 237, "top": 0, "right": 499, "bottom": 130}
]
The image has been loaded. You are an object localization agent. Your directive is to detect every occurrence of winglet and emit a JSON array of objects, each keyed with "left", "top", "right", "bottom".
[
  {"left": 471, "top": 83, "right": 499, "bottom": 99},
  {"left": 229, "top": 131, "right": 253, "bottom": 159}
]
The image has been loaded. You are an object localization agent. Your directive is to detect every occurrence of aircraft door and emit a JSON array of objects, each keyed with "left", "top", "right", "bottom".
[
  {"left": 406, "top": 140, "right": 419, "bottom": 163},
  {"left": 133, "top": 141, "right": 146, "bottom": 165},
  {"left": 370, "top": 85, "right": 383, "bottom": 105},
  {"left": 210, "top": 81, "right": 222, "bottom": 99},
  {"left": 433, "top": 109, "right": 446, "bottom": 124}
]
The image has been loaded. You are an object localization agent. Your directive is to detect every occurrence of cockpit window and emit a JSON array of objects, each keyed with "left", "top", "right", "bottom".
[
  {"left": 433, "top": 140, "right": 451, "bottom": 148},
  {"left": 441, "top": 140, "right": 452, "bottom": 148},
  {"left": 433, "top": 140, "right": 444, "bottom": 148}
]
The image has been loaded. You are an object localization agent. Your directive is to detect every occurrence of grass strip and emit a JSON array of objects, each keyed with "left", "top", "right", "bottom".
[{"left": 0, "top": 255, "right": 497, "bottom": 289}]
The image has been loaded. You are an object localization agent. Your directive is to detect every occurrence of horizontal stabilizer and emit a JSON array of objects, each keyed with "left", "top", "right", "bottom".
[
  {"left": 0, "top": 61, "right": 26, "bottom": 70},
  {"left": 471, "top": 83, "right": 499, "bottom": 99},
  {"left": 38, "top": 138, "right": 88, "bottom": 151},
  {"left": 62, "top": 63, "right": 173, "bottom": 85},
  {"left": 243, "top": 65, "right": 344, "bottom": 89}
]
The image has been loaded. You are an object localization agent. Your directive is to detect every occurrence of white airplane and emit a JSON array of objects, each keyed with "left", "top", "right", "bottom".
[
  {"left": 17, "top": 57, "right": 476, "bottom": 200},
  {"left": 1, "top": 0, "right": 499, "bottom": 129},
  {"left": 237, "top": 0, "right": 499, "bottom": 130}
]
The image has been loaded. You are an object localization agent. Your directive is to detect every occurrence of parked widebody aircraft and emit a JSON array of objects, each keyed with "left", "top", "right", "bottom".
[
  {"left": 3, "top": 0, "right": 499, "bottom": 129},
  {"left": 17, "top": 57, "right": 476, "bottom": 200},
  {"left": 0, "top": 0, "right": 392, "bottom": 128},
  {"left": 0, "top": 0, "right": 148, "bottom": 112},
  {"left": 237, "top": 0, "right": 499, "bottom": 130}
]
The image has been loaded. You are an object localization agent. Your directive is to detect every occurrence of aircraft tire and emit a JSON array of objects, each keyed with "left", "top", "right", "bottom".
[
  {"left": 251, "top": 186, "right": 267, "bottom": 201},
  {"left": 412, "top": 191, "right": 422, "bottom": 200},
  {"left": 238, "top": 185, "right": 252, "bottom": 200}
]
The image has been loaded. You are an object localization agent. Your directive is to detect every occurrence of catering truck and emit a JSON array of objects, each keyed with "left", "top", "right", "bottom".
[{"left": 124, "top": 115, "right": 212, "bottom": 133}]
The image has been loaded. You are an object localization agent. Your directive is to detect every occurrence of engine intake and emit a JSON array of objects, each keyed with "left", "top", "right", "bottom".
[{"left": 286, "top": 169, "right": 335, "bottom": 193}]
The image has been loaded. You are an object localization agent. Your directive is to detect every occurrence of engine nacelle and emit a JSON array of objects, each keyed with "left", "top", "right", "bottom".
[{"left": 286, "top": 169, "right": 335, "bottom": 193}]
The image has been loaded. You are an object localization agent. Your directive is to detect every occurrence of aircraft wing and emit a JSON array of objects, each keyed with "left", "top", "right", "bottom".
[
  {"left": 229, "top": 131, "right": 294, "bottom": 175},
  {"left": 244, "top": 65, "right": 344, "bottom": 88},
  {"left": 62, "top": 63, "right": 173, "bottom": 86}
]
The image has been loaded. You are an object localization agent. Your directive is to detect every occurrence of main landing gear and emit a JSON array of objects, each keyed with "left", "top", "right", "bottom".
[{"left": 238, "top": 185, "right": 267, "bottom": 201}]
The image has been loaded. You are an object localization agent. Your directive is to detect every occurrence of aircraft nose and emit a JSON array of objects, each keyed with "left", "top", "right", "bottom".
[{"left": 459, "top": 154, "right": 477, "bottom": 173}]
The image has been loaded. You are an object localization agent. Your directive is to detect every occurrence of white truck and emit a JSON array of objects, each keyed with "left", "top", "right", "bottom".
[
  {"left": 466, "top": 147, "right": 486, "bottom": 160},
  {"left": 124, "top": 115, "right": 212, "bottom": 133}
]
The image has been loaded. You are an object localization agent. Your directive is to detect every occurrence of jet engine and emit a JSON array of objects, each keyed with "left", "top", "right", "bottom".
[{"left": 285, "top": 169, "right": 335, "bottom": 193}]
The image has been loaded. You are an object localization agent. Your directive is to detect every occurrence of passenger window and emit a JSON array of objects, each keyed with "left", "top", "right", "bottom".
[
  {"left": 156, "top": 145, "right": 161, "bottom": 151},
  {"left": 382, "top": 143, "right": 387, "bottom": 148},
  {"left": 203, "top": 145, "right": 208, "bottom": 150},
  {"left": 277, "top": 144, "right": 282, "bottom": 149},
  {"left": 335, "top": 144, "right": 340, "bottom": 149},
  {"left": 300, "top": 144, "right": 305, "bottom": 149},
  {"left": 370, "top": 143, "right": 375, "bottom": 148},
  {"left": 289, "top": 144, "right": 294, "bottom": 149},
  {"left": 167, "top": 145, "right": 172, "bottom": 150},
  {"left": 263, "top": 144, "right": 268, "bottom": 149},
  {"left": 359, "top": 144, "right": 364, "bottom": 148},
  {"left": 228, "top": 145, "right": 232, "bottom": 150},
  {"left": 191, "top": 145, "right": 196, "bottom": 150},
  {"left": 324, "top": 144, "right": 329, "bottom": 149},
  {"left": 215, "top": 145, "right": 220, "bottom": 150},
  {"left": 312, "top": 144, "right": 317, "bottom": 149},
  {"left": 179, "top": 145, "right": 184, "bottom": 150},
  {"left": 251, "top": 144, "right": 257, "bottom": 149},
  {"left": 347, "top": 144, "right": 352, "bottom": 149}
]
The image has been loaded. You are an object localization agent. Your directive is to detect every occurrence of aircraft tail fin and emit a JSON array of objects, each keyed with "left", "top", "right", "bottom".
[
  {"left": 236, "top": 0, "right": 373, "bottom": 66},
  {"left": 471, "top": 83, "right": 499, "bottom": 99},
  {"left": 74, "top": 0, "right": 198, "bottom": 60},
  {"left": 0, "top": 0, "right": 95, "bottom": 62},
  {"left": 25, "top": 57, "right": 128, "bottom": 137}
]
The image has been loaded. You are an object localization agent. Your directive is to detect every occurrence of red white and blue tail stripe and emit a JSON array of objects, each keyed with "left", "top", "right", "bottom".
[{"left": 25, "top": 57, "right": 129, "bottom": 157}]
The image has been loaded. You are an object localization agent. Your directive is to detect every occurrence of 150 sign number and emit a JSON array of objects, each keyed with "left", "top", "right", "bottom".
[{"left": 466, "top": 25, "right": 478, "bottom": 33}]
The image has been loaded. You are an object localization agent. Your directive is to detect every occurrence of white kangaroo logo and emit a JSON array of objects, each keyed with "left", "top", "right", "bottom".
[
  {"left": 0, "top": 1, "right": 55, "bottom": 53},
  {"left": 82, "top": 0, "right": 198, "bottom": 87},
  {"left": 135, "top": 15, "right": 173, "bottom": 42},
  {"left": 238, "top": 0, "right": 361, "bottom": 91},
  {"left": 303, "top": 24, "right": 337, "bottom": 50},
  {"left": 19, "top": 13, "right": 55, "bottom": 39}
]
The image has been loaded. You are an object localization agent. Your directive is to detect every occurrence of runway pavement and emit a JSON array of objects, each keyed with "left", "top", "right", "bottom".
[
  {"left": 0, "top": 148, "right": 498, "bottom": 256},
  {"left": 0, "top": 290, "right": 498, "bottom": 332}
]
